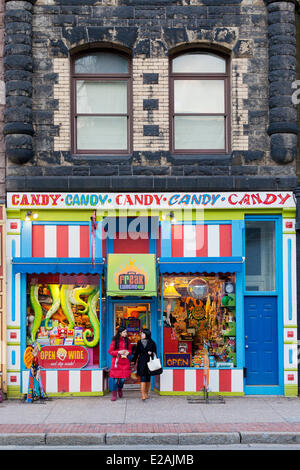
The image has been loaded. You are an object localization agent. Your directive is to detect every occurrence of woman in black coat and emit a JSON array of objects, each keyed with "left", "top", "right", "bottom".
[{"left": 132, "top": 328, "right": 157, "bottom": 401}]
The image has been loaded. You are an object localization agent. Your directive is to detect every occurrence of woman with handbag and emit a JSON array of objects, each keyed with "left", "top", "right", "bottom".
[
  {"left": 132, "top": 328, "right": 158, "bottom": 401},
  {"left": 108, "top": 326, "right": 132, "bottom": 401}
]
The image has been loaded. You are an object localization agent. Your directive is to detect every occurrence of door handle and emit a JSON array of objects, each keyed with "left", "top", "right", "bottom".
[{"left": 245, "top": 345, "right": 248, "bottom": 349}]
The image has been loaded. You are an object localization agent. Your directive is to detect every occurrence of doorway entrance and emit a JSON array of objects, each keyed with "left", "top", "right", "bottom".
[
  {"left": 113, "top": 302, "right": 151, "bottom": 388},
  {"left": 244, "top": 296, "right": 278, "bottom": 386}
]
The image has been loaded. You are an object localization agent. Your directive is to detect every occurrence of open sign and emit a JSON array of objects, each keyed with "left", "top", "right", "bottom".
[{"left": 164, "top": 353, "right": 191, "bottom": 368}]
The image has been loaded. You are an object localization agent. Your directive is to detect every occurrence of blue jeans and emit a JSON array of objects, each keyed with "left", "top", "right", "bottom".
[{"left": 112, "top": 378, "right": 125, "bottom": 391}]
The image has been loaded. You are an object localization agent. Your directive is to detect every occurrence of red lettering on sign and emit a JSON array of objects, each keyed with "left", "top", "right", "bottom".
[
  {"left": 20, "top": 194, "right": 29, "bottom": 206},
  {"left": 251, "top": 193, "right": 263, "bottom": 205},
  {"left": 49, "top": 194, "right": 61, "bottom": 206},
  {"left": 263, "top": 194, "right": 277, "bottom": 205},
  {"left": 12, "top": 195, "right": 20, "bottom": 206},
  {"left": 278, "top": 194, "right": 291, "bottom": 205},
  {"left": 228, "top": 194, "right": 238, "bottom": 205}
]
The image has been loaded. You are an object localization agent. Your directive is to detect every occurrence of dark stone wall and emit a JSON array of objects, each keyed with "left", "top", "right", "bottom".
[
  {"left": 4, "top": 0, "right": 298, "bottom": 192},
  {"left": 4, "top": 0, "right": 34, "bottom": 166},
  {"left": 266, "top": 0, "right": 298, "bottom": 164},
  {"left": 0, "top": 0, "right": 5, "bottom": 200}
]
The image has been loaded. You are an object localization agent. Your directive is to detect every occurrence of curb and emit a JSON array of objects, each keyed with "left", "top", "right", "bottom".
[
  {"left": 240, "top": 432, "right": 300, "bottom": 445},
  {"left": 1, "top": 431, "right": 300, "bottom": 446}
]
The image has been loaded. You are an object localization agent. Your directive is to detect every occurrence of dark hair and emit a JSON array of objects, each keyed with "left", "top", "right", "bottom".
[
  {"left": 141, "top": 328, "right": 152, "bottom": 340},
  {"left": 113, "top": 326, "right": 129, "bottom": 349}
]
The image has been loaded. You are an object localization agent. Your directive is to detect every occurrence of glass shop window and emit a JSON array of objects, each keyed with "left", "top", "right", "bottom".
[
  {"left": 26, "top": 274, "right": 100, "bottom": 354},
  {"left": 245, "top": 220, "right": 276, "bottom": 292},
  {"left": 163, "top": 274, "right": 236, "bottom": 368}
]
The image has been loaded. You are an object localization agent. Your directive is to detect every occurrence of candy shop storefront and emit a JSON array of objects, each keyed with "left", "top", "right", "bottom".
[{"left": 5, "top": 191, "right": 297, "bottom": 398}]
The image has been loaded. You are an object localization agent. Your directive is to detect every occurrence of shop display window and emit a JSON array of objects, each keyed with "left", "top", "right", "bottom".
[
  {"left": 245, "top": 220, "right": 276, "bottom": 292},
  {"left": 163, "top": 274, "right": 236, "bottom": 368},
  {"left": 26, "top": 274, "right": 100, "bottom": 366}
]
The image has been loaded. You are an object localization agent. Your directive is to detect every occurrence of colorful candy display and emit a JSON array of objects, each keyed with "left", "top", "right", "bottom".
[
  {"left": 163, "top": 274, "right": 236, "bottom": 367},
  {"left": 27, "top": 282, "right": 100, "bottom": 348}
]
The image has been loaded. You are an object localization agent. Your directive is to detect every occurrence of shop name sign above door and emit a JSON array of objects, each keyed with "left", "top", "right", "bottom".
[
  {"left": 119, "top": 272, "right": 145, "bottom": 291},
  {"left": 107, "top": 254, "right": 157, "bottom": 297},
  {"left": 7, "top": 192, "right": 295, "bottom": 210}
]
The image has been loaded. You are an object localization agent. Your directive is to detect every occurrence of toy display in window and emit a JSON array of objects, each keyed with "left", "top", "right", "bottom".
[
  {"left": 26, "top": 281, "right": 100, "bottom": 348},
  {"left": 163, "top": 274, "right": 236, "bottom": 367}
]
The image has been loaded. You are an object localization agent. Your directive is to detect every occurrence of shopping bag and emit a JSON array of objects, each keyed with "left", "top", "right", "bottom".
[{"left": 147, "top": 353, "right": 163, "bottom": 375}]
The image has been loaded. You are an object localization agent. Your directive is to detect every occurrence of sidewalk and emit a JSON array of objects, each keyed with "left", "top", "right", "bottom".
[{"left": 1, "top": 391, "right": 300, "bottom": 445}]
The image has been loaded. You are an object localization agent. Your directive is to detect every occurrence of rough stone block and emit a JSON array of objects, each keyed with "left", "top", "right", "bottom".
[
  {"left": 46, "top": 433, "right": 105, "bottom": 446},
  {"left": 143, "top": 125, "right": 159, "bottom": 136},
  {"left": 0, "top": 434, "right": 46, "bottom": 446},
  {"left": 178, "top": 432, "right": 240, "bottom": 445},
  {"left": 106, "top": 433, "right": 179, "bottom": 446}
]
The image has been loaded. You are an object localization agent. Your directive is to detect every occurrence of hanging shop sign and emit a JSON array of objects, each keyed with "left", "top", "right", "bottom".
[
  {"left": 39, "top": 345, "right": 89, "bottom": 369},
  {"left": 107, "top": 254, "right": 157, "bottom": 297},
  {"left": 7, "top": 192, "right": 295, "bottom": 210}
]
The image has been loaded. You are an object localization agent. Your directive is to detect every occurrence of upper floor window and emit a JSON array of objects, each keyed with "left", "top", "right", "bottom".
[
  {"left": 71, "top": 51, "right": 131, "bottom": 154},
  {"left": 170, "top": 51, "right": 230, "bottom": 154}
]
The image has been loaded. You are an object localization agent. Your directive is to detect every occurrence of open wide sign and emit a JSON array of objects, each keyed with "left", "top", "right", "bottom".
[{"left": 39, "top": 346, "right": 89, "bottom": 369}]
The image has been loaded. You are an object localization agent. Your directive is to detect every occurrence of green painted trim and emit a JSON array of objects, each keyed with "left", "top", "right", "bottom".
[
  {"left": 7, "top": 386, "right": 22, "bottom": 399},
  {"left": 7, "top": 369, "right": 20, "bottom": 373},
  {"left": 283, "top": 231, "right": 296, "bottom": 235},
  {"left": 284, "top": 342, "right": 298, "bottom": 345},
  {"left": 157, "top": 391, "right": 244, "bottom": 396},
  {"left": 243, "top": 209, "right": 282, "bottom": 215},
  {"left": 7, "top": 326, "right": 21, "bottom": 330},
  {"left": 7, "top": 209, "right": 95, "bottom": 222},
  {"left": 6, "top": 210, "right": 21, "bottom": 219},
  {"left": 9, "top": 390, "right": 108, "bottom": 399},
  {"left": 282, "top": 208, "right": 296, "bottom": 218},
  {"left": 7, "top": 232, "right": 20, "bottom": 236},
  {"left": 7, "top": 342, "right": 20, "bottom": 346},
  {"left": 172, "top": 210, "right": 244, "bottom": 221},
  {"left": 284, "top": 325, "right": 297, "bottom": 328},
  {"left": 284, "top": 385, "right": 298, "bottom": 397},
  {"left": 6, "top": 207, "right": 290, "bottom": 222}
]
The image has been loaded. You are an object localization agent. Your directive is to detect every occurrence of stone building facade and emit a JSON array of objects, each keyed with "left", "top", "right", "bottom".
[
  {"left": 3, "top": 0, "right": 298, "bottom": 192},
  {"left": 3, "top": 0, "right": 300, "bottom": 398},
  {"left": 0, "top": 0, "right": 6, "bottom": 400}
]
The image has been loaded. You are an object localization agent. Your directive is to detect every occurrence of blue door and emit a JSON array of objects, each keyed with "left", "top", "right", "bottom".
[{"left": 244, "top": 296, "right": 278, "bottom": 385}]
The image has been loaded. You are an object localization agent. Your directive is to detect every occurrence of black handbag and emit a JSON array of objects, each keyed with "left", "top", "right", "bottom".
[{"left": 149, "top": 367, "right": 163, "bottom": 376}]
